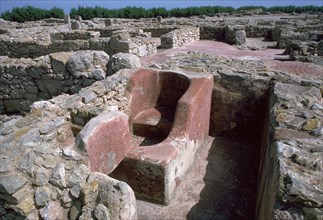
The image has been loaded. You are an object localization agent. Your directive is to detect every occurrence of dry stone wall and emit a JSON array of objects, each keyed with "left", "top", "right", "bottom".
[
  {"left": 142, "top": 26, "right": 178, "bottom": 37},
  {"left": 50, "top": 31, "right": 100, "bottom": 42},
  {"left": 0, "top": 35, "right": 155, "bottom": 59},
  {"left": 199, "top": 24, "right": 273, "bottom": 41},
  {"left": 0, "top": 24, "right": 157, "bottom": 59},
  {"left": 0, "top": 38, "right": 108, "bottom": 59},
  {"left": 107, "top": 30, "right": 157, "bottom": 57},
  {"left": 257, "top": 83, "right": 323, "bottom": 220},
  {"left": 0, "top": 69, "right": 135, "bottom": 220},
  {"left": 0, "top": 50, "right": 110, "bottom": 113},
  {"left": 274, "top": 25, "right": 323, "bottom": 49},
  {"left": 1, "top": 14, "right": 323, "bottom": 59},
  {"left": 245, "top": 25, "right": 273, "bottom": 39},
  {"left": 160, "top": 27, "right": 200, "bottom": 48},
  {"left": 199, "top": 25, "right": 226, "bottom": 41},
  {"left": 224, "top": 25, "right": 247, "bottom": 45}
]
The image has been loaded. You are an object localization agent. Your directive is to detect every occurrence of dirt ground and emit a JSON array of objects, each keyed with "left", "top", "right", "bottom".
[{"left": 136, "top": 137, "right": 260, "bottom": 220}]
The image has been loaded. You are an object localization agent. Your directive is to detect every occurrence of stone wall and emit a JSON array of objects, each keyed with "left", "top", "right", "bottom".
[
  {"left": 107, "top": 31, "right": 157, "bottom": 57},
  {"left": 0, "top": 50, "right": 110, "bottom": 113},
  {"left": 160, "top": 26, "right": 200, "bottom": 49},
  {"left": 0, "top": 29, "right": 156, "bottom": 59},
  {"left": 245, "top": 25, "right": 273, "bottom": 39},
  {"left": 318, "top": 40, "right": 323, "bottom": 56},
  {"left": 199, "top": 25, "right": 226, "bottom": 41},
  {"left": 200, "top": 24, "right": 273, "bottom": 41},
  {"left": 274, "top": 25, "right": 323, "bottom": 49},
  {"left": 99, "top": 27, "right": 143, "bottom": 38},
  {"left": 224, "top": 25, "right": 246, "bottom": 45},
  {"left": 284, "top": 40, "right": 318, "bottom": 56},
  {"left": 0, "top": 38, "right": 109, "bottom": 59},
  {"left": 200, "top": 20, "right": 322, "bottom": 43},
  {"left": 142, "top": 26, "right": 178, "bottom": 37},
  {"left": 257, "top": 83, "right": 323, "bottom": 220},
  {"left": 0, "top": 69, "right": 136, "bottom": 220},
  {"left": 50, "top": 31, "right": 100, "bottom": 42},
  {"left": 277, "top": 31, "right": 319, "bottom": 49}
]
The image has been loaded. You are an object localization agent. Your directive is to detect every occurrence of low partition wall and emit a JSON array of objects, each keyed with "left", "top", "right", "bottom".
[
  {"left": 160, "top": 27, "right": 200, "bottom": 49},
  {"left": 0, "top": 30, "right": 157, "bottom": 59},
  {"left": 0, "top": 50, "right": 109, "bottom": 113},
  {"left": 257, "top": 82, "right": 323, "bottom": 219}
]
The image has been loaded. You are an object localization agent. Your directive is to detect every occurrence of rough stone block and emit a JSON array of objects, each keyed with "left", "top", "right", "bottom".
[
  {"left": 40, "top": 201, "right": 64, "bottom": 220},
  {"left": 49, "top": 52, "right": 71, "bottom": 73},
  {"left": 71, "top": 21, "right": 81, "bottom": 30},
  {"left": 105, "top": 19, "right": 113, "bottom": 27},
  {"left": 225, "top": 25, "right": 246, "bottom": 45},
  {"left": 0, "top": 173, "right": 27, "bottom": 195},
  {"left": 66, "top": 50, "right": 109, "bottom": 79},
  {"left": 4, "top": 99, "right": 32, "bottom": 112},
  {"left": 64, "top": 14, "right": 71, "bottom": 25},
  {"left": 88, "top": 172, "right": 137, "bottom": 220},
  {"left": 76, "top": 111, "right": 131, "bottom": 174},
  {"left": 107, "top": 53, "right": 141, "bottom": 75}
]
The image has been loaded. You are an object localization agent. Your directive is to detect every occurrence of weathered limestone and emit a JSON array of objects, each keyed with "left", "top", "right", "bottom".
[
  {"left": 318, "top": 40, "right": 323, "bottom": 56},
  {"left": 108, "top": 31, "right": 157, "bottom": 57},
  {"left": 77, "top": 111, "right": 131, "bottom": 174},
  {"left": 0, "top": 69, "right": 134, "bottom": 219},
  {"left": 50, "top": 31, "right": 100, "bottom": 42},
  {"left": 105, "top": 18, "right": 113, "bottom": 27},
  {"left": 257, "top": 82, "right": 323, "bottom": 220},
  {"left": 0, "top": 50, "right": 109, "bottom": 113},
  {"left": 71, "top": 21, "right": 81, "bottom": 30},
  {"left": 107, "top": 52, "right": 141, "bottom": 75},
  {"left": 77, "top": 15, "right": 82, "bottom": 24},
  {"left": 0, "top": 13, "right": 322, "bottom": 61},
  {"left": 157, "top": 16, "right": 162, "bottom": 22},
  {"left": 87, "top": 173, "right": 137, "bottom": 220},
  {"left": 64, "top": 14, "right": 71, "bottom": 25},
  {"left": 142, "top": 26, "right": 178, "bottom": 37},
  {"left": 66, "top": 50, "right": 109, "bottom": 79},
  {"left": 225, "top": 25, "right": 246, "bottom": 45},
  {"left": 160, "top": 26, "right": 200, "bottom": 48}
]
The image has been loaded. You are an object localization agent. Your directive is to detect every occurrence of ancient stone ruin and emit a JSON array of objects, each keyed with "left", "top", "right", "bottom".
[{"left": 0, "top": 12, "right": 322, "bottom": 220}]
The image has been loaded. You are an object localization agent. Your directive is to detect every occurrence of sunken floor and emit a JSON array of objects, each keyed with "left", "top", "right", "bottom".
[{"left": 137, "top": 137, "right": 260, "bottom": 220}]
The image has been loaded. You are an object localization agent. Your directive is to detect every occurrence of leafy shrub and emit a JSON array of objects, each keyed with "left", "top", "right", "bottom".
[{"left": 1, "top": 6, "right": 64, "bottom": 22}]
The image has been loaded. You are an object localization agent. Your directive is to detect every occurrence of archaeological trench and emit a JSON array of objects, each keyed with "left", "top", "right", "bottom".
[{"left": 0, "top": 11, "right": 322, "bottom": 220}]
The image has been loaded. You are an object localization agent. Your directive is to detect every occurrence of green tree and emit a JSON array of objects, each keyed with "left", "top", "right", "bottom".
[{"left": 0, "top": 6, "right": 64, "bottom": 22}]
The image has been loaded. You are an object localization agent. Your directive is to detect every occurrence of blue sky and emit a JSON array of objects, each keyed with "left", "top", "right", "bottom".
[{"left": 0, "top": 0, "right": 322, "bottom": 14}]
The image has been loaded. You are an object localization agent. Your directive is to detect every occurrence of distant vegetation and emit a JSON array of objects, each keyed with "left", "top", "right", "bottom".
[
  {"left": 1, "top": 5, "right": 323, "bottom": 22},
  {"left": 1, "top": 6, "right": 64, "bottom": 22},
  {"left": 69, "top": 6, "right": 235, "bottom": 19}
]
